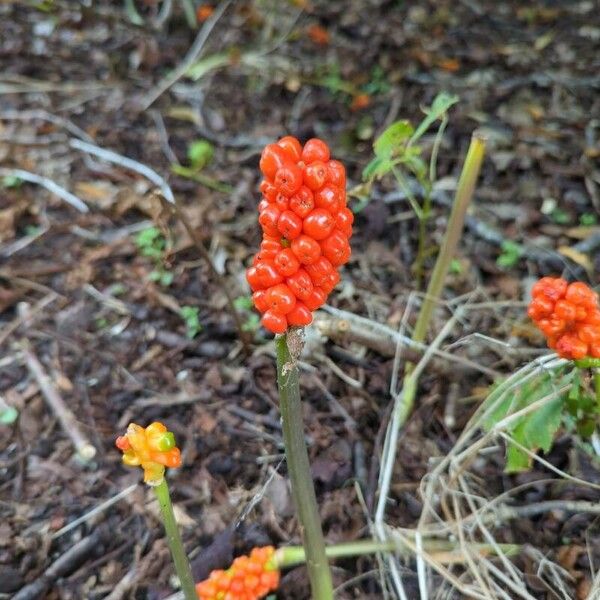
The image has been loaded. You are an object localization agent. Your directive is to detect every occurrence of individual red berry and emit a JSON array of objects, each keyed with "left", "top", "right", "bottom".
[
  {"left": 258, "top": 205, "right": 281, "bottom": 237},
  {"left": 261, "top": 310, "right": 287, "bottom": 334},
  {"left": 287, "top": 302, "right": 313, "bottom": 326},
  {"left": 259, "top": 180, "right": 278, "bottom": 202},
  {"left": 258, "top": 198, "right": 270, "bottom": 213},
  {"left": 246, "top": 266, "right": 263, "bottom": 291},
  {"left": 566, "top": 282, "right": 598, "bottom": 307},
  {"left": 303, "top": 161, "right": 328, "bottom": 190},
  {"left": 302, "top": 138, "right": 330, "bottom": 163},
  {"left": 267, "top": 284, "right": 296, "bottom": 314},
  {"left": 537, "top": 317, "right": 565, "bottom": 337},
  {"left": 256, "top": 261, "right": 283, "bottom": 287},
  {"left": 289, "top": 186, "right": 315, "bottom": 218},
  {"left": 303, "top": 208, "right": 335, "bottom": 240},
  {"left": 314, "top": 185, "right": 342, "bottom": 213},
  {"left": 304, "top": 287, "right": 327, "bottom": 310},
  {"left": 321, "top": 230, "right": 351, "bottom": 266},
  {"left": 274, "top": 163, "right": 303, "bottom": 196},
  {"left": 274, "top": 193, "right": 289, "bottom": 211},
  {"left": 320, "top": 269, "right": 340, "bottom": 294},
  {"left": 260, "top": 144, "right": 288, "bottom": 179},
  {"left": 556, "top": 334, "right": 588, "bottom": 360},
  {"left": 532, "top": 277, "right": 567, "bottom": 301},
  {"left": 274, "top": 248, "right": 301, "bottom": 277},
  {"left": 527, "top": 296, "right": 554, "bottom": 320},
  {"left": 260, "top": 238, "right": 282, "bottom": 260},
  {"left": 554, "top": 299, "right": 577, "bottom": 321},
  {"left": 578, "top": 323, "right": 600, "bottom": 344},
  {"left": 277, "top": 210, "right": 303, "bottom": 240},
  {"left": 277, "top": 135, "right": 302, "bottom": 161},
  {"left": 326, "top": 159, "right": 346, "bottom": 188},
  {"left": 252, "top": 290, "right": 269, "bottom": 313},
  {"left": 286, "top": 268, "right": 313, "bottom": 300},
  {"left": 335, "top": 207, "right": 354, "bottom": 237},
  {"left": 291, "top": 235, "right": 322, "bottom": 264},
  {"left": 304, "top": 256, "right": 335, "bottom": 286}
]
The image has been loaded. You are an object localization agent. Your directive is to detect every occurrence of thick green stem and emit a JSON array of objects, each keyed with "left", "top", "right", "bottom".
[
  {"left": 276, "top": 332, "right": 333, "bottom": 600},
  {"left": 401, "top": 133, "right": 486, "bottom": 417},
  {"left": 595, "top": 369, "right": 600, "bottom": 413},
  {"left": 154, "top": 479, "right": 197, "bottom": 600}
]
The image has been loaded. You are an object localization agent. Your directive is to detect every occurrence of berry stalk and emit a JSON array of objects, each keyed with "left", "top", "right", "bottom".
[
  {"left": 154, "top": 479, "right": 197, "bottom": 600},
  {"left": 402, "top": 133, "right": 486, "bottom": 419},
  {"left": 276, "top": 331, "right": 333, "bottom": 599}
]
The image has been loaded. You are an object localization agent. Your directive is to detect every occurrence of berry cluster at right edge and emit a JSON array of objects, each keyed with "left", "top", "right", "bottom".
[
  {"left": 246, "top": 136, "right": 352, "bottom": 334},
  {"left": 528, "top": 277, "right": 600, "bottom": 360}
]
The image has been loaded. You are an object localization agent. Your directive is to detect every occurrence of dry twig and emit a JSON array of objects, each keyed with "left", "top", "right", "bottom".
[{"left": 21, "top": 344, "right": 96, "bottom": 461}]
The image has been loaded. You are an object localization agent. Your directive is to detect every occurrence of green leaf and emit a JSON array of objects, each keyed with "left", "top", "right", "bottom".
[
  {"left": 410, "top": 92, "right": 459, "bottom": 144},
  {"left": 159, "top": 271, "right": 174, "bottom": 287},
  {"left": 0, "top": 405, "right": 18, "bottom": 425},
  {"left": 242, "top": 313, "right": 260, "bottom": 332},
  {"left": 181, "top": 306, "right": 202, "bottom": 338},
  {"left": 496, "top": 240, "right": 523, "bottom": 268},
  {"left": 577, "top": 417, "right": 596, "bottom": 438},
  {"left": 522, "top": 393, "right": 565, "bottom": 453},
  {"left": 187, "top": 140, "right": 214, "bottom": 170},
  {"left": 1, "top": 175, "right": 23, "bottom": 189},
  {"left": 481, "top": 369, "right": 573, "bottom": 472},
  {"left": 449, "top": 259, "right": 462, "bottom": 274},
  {"left": 362, "top": 156, "right": 395, "bottom": 181},
  {"left": 234, "top": 295, "right": 254, "bottom": 311},
  {"left": 506, "top": 426, "right": 532, "bottom": 472},
  {"left": 373, "top": 120, "right": 414, "bottom": 158},
  {"left": 580, "top": 213, "right": 597, "bottom": 226}
]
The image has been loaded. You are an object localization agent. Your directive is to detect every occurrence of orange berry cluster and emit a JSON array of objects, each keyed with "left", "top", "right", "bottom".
[
  {"left": 196, "top": 546, "right": 280, "bottom": 600},
  {"left": 115, "top": 422, "right": 181, "bottom": 485},
  {"left": 528, "top": 277, "right": 600, "bottom": 360},
  {"left": 246, "top": 136, "right": 352, "bottom": 334}
]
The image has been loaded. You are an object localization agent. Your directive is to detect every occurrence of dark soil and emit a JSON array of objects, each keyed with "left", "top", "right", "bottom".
[{"left": 1, "top": 1, "right": 599, "bottom": 598}]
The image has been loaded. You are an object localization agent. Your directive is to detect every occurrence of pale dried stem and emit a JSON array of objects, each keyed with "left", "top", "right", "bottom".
[{"left": 21, "top": 344, "right": 96, "bottom": 461}]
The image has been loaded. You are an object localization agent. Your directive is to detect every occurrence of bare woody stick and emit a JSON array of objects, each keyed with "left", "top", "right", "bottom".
[{"left": 21, "top": 344, "right": 96, "bottom": 461}]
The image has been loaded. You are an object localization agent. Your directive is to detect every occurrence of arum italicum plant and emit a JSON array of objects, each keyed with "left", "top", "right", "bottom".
[{"left": 116, "top": 132, "right": 495, "bottom": 600}]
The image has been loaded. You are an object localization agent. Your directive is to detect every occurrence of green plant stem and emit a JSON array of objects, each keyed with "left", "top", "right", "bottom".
[
  {"left": 277, "top": 539, "right": 520, "bottom": 568},
  {"left": 594, "top": 369, "right": 600, "bottom": 413},
  {"left": 412, "top": 133, "right": 486, "bottom": 346},
  {"left": 154, "top": 479, "right": 197, "bottom": 600},
  {"left": 400, "top": 133, "right": 486, "bottom": 421},
  {"left": 414, "top": 182, "right": 432, "bottom": 289},
  {"left": 275, "top": 333, "right": 333, "bottom": 600},
  {"left": 574, "top": 358, "right": 600, "bottom": 369},
  {"left": 279, "top": 539, "right": 396, "bottom": 567}
]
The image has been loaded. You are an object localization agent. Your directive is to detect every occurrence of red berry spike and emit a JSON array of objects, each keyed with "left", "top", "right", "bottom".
[
  {"left": 196, "top": 546, "right": 280, "bottom": 600},
  {"left": 528, "top": 277, "right": 600, "bottom": 360},
  {"left": 247, "top": 137, "right": 352, "bottom": 334}
]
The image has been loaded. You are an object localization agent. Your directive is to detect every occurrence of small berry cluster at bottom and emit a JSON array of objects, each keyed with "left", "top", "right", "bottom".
[
  {"left": 246, "top": 136, "right": 352, "bottom": 334},
  {"left": 528, "top": 277, "right": 600, "bottom": 360},
  {"left": 196, "top": 546, "right": 280, "bottom": 600}
]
